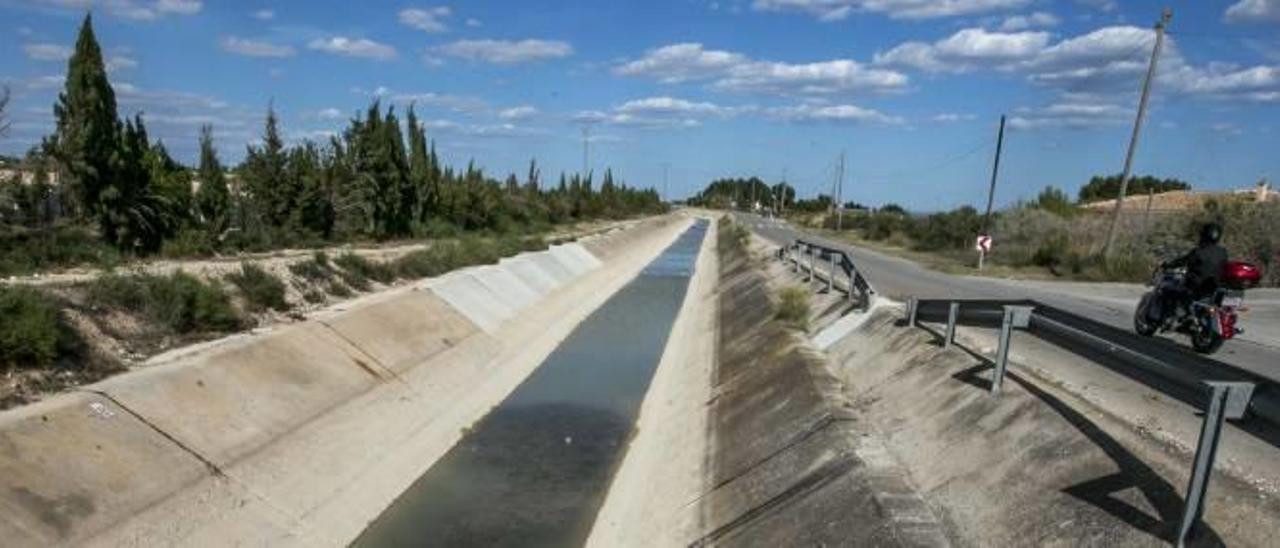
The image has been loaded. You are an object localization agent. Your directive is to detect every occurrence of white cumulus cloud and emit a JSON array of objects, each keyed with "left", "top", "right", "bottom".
[
  {"left": 874, "top": 28, "right": 1051, "bottom": 72},
  {"left": 308, "top": 37, "right": 397, "bottom": 61},
  {"left": 35, "top": 0, "right": 203, "bottom": 20},
  {"left": 751, "top": 0, "right": 1030, "bottom": 21},
  {"left": 616, "top": 43, "right": 908, "bottom": 96},
  {"left": 998, "top": 11, "right": 1059, "bottom": 31},
  {"left": 221, "top": 36, "right": 296, "bottom": 58},
  {"left": 433, "top": 39, "right": 573, "bottom": 64},
  {"left": 1225, "top": 0, "right": 1280, "bottom": 23},
  {"left": 767, "top": 103, "right": 904, "bottom": 124},
  {"left": 399, "top": 7, "right": 452, "bottom": 33},
  {"left": 498, "top": 106, "right": 539, "bottom": 120},
  {"left": 22, "top": 43, "right": 72, "bottom": 61}
]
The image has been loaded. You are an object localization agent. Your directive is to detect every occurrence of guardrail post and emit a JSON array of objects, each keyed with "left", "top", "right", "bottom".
[
  {"left": 1177, "top": 381, "right": 1256, "bottom": 547},
  {"left": 828, "top": 253, "right": 836, "bottom": 293},
  {"left": 807, "top": 246, "right": 815, "bottom": 283},
  {"left": 991, "top": 306, "right": 1033, "bottom": 394},
  {"left": 847, "top": 260, "right": 856, "bottom": 301},
  {"left": 944, "top": 302, "right": 959, "bottom": 349},
  {"left": 906, "top": 297, "right": 918, "bottom": 327}
]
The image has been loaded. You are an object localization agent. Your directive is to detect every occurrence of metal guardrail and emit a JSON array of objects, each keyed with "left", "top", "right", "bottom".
[
  {"left": 778, "top": 239, "right": 876, "bottom": 311},
  {"left": 905, "top": 297, "right": 1277, "bottom": 546}
]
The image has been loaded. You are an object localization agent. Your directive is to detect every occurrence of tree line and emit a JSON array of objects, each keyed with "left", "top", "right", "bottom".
[
  {"left": 1, "top": 15, "right": 663, "bottom": 259},
  {"left": 1077, "top": 174, "right": 1190, "bottom": 203}
]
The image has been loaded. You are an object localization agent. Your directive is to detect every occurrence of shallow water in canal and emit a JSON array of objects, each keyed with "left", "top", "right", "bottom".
[{"left": 354, "top": 220, "right": 708, "bottom": 547}]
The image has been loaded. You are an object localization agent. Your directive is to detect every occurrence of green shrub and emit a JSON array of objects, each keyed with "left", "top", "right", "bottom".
[
  {"left": 0, "top": 286, "right": 64, "bottom": 368},
  {"left": 302, "top": 289, "right": 326, "bottom": 304},
  {"left": 1031, "top": 231, "right": 1071, "bottom": 270},
  {"left": 88, "top": 272, "right": 241, "bottom": 334},
  {"left": 716, "top": 217, "right": 750, "bottom": 252},
  {"left": 334, "top": 252, "right": 395, "bottom": 284},
  {"left": 227, "top": 263, "right": 290, "bottom": 312},
  {"left": 394, "top": 247, "right": 450, "bottom": 279},
  {"left": 326, "top": 280, "right": 354, "bottom": 298},
  {"left": 775, "top": 286, "right": 811, "bottom": 330},
  {"left": 0, "top": 224, "right": 121, "bottom": 277},
  {"left": 288, "top": 253, "right": 335, "bottom": 283},
  {"left": 160, "top": 228, "right": 217, "bottom": 259}
]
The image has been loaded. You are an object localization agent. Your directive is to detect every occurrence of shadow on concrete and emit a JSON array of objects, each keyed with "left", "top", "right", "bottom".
[{"left": 934, "top": 333, "right": 1224, "bottom": 546}]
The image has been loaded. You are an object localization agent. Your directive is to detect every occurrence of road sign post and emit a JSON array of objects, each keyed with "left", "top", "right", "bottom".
[{"left": 976, "top": 235, "right": 992, "bottom": 270}]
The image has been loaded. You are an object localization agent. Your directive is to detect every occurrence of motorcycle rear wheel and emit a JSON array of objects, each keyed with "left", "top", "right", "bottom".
[{"left": 1191, "top": 329, "right": 1224, "bottom": 354}]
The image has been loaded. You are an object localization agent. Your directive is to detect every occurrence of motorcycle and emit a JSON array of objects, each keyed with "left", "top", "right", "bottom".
[{"left": 1134, "top": 260, "right": 1263, "bottom": 354}]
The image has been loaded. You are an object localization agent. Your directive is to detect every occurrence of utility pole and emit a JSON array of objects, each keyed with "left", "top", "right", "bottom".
[
  {"left": 662, "top": 163, "right": 670, "bottom": 203},
  {"left": 581, "top": 124, "right": 593, "bottom": 177},
  {"left": 836, "top": 151, "right": 846, "bottom": 231},
  {"left": 979, "top": 114, "right": 1007, "bottom": 271},
  {"left": 1103, "top": 7, "right": 1172, "bottom": 257},
  {"left": 773, "top": 167, "right": 783, "bottom": 215}
]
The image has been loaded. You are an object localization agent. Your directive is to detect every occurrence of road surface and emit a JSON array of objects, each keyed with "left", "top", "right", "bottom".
[{"left": 738, "top": 212, "right": 1280, "bottom": 383}]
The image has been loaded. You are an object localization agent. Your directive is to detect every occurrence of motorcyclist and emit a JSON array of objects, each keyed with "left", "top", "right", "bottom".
[{"left": 1160, "top": 222, "right": 1229, "bottom": 317}]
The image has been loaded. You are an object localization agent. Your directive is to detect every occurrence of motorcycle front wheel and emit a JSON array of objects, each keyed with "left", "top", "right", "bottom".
[
  {"left": 1134, "top": 293, "right": 1158, "bottom": 337},
  {"left": 1191, "top": 328, "right": 1224, "bottom": 354}
]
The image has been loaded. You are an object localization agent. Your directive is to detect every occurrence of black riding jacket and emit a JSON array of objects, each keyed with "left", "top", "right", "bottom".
[{"left": 1168, "top": 243, "right": 1228, "bottom": 297}]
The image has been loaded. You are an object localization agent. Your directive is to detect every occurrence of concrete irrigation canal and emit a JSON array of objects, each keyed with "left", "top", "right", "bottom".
[
  {"left": 2, "top": 211, "right": 1280, "bottom": 547},
  {"left": 354, "top": 221, "right": 708, "bottom": 547}
]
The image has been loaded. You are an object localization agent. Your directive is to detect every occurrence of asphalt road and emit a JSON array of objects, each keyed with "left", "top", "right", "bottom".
[{"left": 737, "top": 212, "right": 1280, "bottom": 384}]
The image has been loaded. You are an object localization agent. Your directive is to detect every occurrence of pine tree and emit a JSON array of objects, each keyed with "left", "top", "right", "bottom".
[
  {"left": 195, "top": 125, "right": 230, "bottom": 233},
  {"left": 52, "top": 14, "right": 120, "bottom": 225}
]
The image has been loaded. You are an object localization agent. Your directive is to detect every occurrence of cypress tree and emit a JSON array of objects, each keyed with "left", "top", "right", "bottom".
[
  {"left": 241, "top": 106, "right": 288, "bottom": 229},
  {"left": 405, "top": 106, "right": 432, "bottom": 226},
  {"left": 52, "top": 14, "right": 120, "bottom": 226},
  {"left": 195, "top": 125, "right": 230, "bottom": 233}
]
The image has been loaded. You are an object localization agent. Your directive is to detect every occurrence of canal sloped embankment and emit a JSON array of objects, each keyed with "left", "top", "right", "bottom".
[
  {"left": 0, "top": 214, "right": 694, "bottom": 546},
  {"left": 607, "top": 220, "right": 952, "bottom": 547}
]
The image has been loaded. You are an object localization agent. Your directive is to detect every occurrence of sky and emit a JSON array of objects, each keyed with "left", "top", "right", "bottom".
[{"left": 1, "top": 0, "right": 1278, "bottom": 210}]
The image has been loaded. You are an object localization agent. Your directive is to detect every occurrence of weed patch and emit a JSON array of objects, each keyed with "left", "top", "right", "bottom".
[
  {"left": 0, "top": 286, "right": 66, "bottom": 368},
  {"left": 227, "top": 263, "right": 290, "bottom": 312},
  {"left": 87, "top": 272, "right": 241, "bottom": 334},
  {"left": 775, "top": 286, "right": 811, "bottom": 331}
]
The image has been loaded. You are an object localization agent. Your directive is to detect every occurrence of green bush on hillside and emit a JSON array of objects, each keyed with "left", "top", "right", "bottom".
[
  {"left": 227, "top": 263, "right": 290, "bottom": 312},
  {"left": 88, "top": 272, "right": 241, "bottom": 334},
  {"left": 0, "top": 286, "right": 65, "bottom": 368},
  {"left": 334, "top": 253, "right": 396, "bottom": 285}
]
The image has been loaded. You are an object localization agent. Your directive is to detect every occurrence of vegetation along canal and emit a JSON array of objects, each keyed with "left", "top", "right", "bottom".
[{"left": 354, "top": 220, "right": 709, "bottom": 547}]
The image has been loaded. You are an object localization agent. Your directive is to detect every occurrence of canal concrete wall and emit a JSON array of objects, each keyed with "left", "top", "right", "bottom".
[
  {"left": 680, "top": 223, "right": 952, "bottom": 547},
  {"left": 0, "top": 214, "right": 692, "bottom": 547}
]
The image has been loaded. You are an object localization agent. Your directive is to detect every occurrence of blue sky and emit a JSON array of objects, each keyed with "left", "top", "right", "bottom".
[{"left": 1, "top": 0, "right": 1278, "bottom": 209}]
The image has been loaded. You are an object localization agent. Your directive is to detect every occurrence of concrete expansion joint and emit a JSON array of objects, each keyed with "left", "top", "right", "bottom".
[
  {"left": 689, "top": 454, "right": 859, "bottom": 547},
  {"left": 316, "top": 320, "right": 415, "bottom": 392},
  {"left": 73, "top": 391, "right": 316, "bottom": 541},
  {"left": 75, "top": 388, "right": 225, "bottom": 478}
]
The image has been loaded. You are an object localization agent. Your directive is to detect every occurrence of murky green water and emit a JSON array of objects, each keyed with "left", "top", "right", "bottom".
[{"left": 354, "top": 221, "right": 707, "bottom": 547}]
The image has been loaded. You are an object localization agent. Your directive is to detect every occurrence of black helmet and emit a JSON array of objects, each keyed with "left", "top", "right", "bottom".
[{"left": 1199, "top": 222, "right": 1223, "bottom": 245}]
